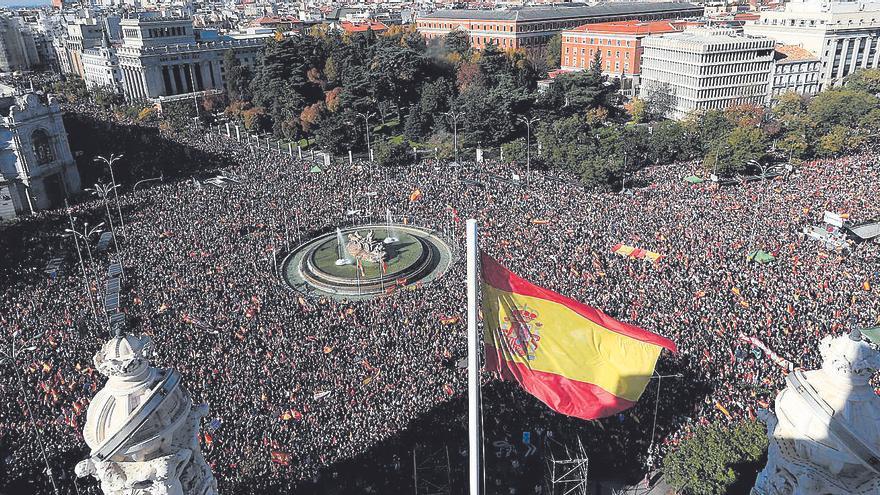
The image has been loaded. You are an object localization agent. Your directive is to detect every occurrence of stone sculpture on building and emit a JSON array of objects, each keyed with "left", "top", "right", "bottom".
[
  {"left": 0, "top": 92, "right": 81, "bottom": 219},
  {"left": 74, "top": 333, "right": 218, "bottom": 495},
  {"left": 752, "top": 330, "right": 880, "bottom": 495}
]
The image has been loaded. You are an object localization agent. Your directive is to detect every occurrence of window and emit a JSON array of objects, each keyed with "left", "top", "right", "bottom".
[{"left": 32, "top": 129, "right": 53, "bottom": 165}]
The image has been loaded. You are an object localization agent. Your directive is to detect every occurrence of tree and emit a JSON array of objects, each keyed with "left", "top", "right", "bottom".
[
  {"left": 643, "top": 82, "right": 675, "bottom": 120},
  {"left": 589, "top": 50, "right": 602, "bottom": 77},
  {"left": 649, "top": 120, "right": 689, "bottom": 164},
  {"left": 808, "top": 89, "right": 879, "bottom": 132},
  {"left": 545, "top": 34, "right": 562, "bottom": 70},
  {"left": 374, "top": 140, "right": 412, "bottom": 168},
  {"left": 624, "top": 97, "right": 648, "bottom": 124},
  {"left": 703, "top": 125, "right": 768, "bottom": 175},
  {"left": 223, "top": 49, "right": 253, "bottom": 101},
  {"left": 817, "top": 124, "right": 865, "bottom": 156},
  {"left": 444, "top": 30, "right": 470, "bottom": 57},
  {"left": 845, "top": 68, "right": 880, "bottom": 95},
  {"left": 664, "top": 420, "right": 768, "bottom": 495}
]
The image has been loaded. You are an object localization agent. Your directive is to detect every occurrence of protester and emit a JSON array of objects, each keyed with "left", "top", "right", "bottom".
[{"left": 0, "top": 105, "right": 878, "bottom": 494}]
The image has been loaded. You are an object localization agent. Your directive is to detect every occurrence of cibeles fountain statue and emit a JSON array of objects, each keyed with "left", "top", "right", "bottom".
[
  {"left": 74, "top": 333, "right": 218, "bottom": 495},
  {"left": 752, "top": 330, "right": 880, "bottom": 495}
]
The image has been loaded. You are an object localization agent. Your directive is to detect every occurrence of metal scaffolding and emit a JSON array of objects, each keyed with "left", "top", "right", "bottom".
[{"left": 547, "top": 436, "right": 590, "bottom": 495}]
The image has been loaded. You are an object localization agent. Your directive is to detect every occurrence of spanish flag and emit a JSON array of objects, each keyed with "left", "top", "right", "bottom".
[{"left": 481, "top": 252, "right": 676, "bottom": 420}]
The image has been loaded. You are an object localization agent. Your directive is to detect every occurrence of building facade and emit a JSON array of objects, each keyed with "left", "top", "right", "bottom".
[
  {"left": 769, "top": 44, "right": 821, "bottom": 102},
  {"left": 64, "top": 18, "right": 105, "bottom": 78},
  {"left": 0, "top": 93, "right": 80, "bottom": 220},
  {"left": 117, "top": 13, "right": 265, "bottom": 102},
  {"left": 743, "top": 0, "right": 880, "bottom": 89},
  {"left": 416, "top": 2, "right": 703, "bottom": 56},
  {"left": 560, "top": 20, "right": 687, "bottom": 94},
  {"left": 0, "top": 14, "right": 41, "bottom": 73},
  {"left": 639, "top": 28, "right": 774, "bottom": 119},
  {"left": 82, "top": 33, "right": 123, "bottom": 93}
]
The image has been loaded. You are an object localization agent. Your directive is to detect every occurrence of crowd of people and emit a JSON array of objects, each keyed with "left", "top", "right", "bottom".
[{"left": 0, "top": 105, "right": 878, "bottom": 494}]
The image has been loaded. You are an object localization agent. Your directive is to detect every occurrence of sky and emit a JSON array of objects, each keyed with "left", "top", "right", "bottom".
[{"left": 0, "top": 0, "right": 50, "bottom": 6}]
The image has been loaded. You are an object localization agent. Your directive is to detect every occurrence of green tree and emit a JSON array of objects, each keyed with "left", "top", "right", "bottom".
[
  {"left": 224, "top": 49, "right": 253, "bottom": 101},
  {"left": 817, "top": 124, "right": 865, "bottom": 156},
  {"left": 624, "top": 97, "right": 648, "bottom": 124},
  {"left": 545, "top": 34, "right": 562, "bottom": 70},
  {"left": 501, "top": 139, "right": 526, "bottom": 163},
  {"left": 374, "top": 140, "right": 412, "bottom": 168},
  {"left": 649, "top": 120, "right": 689, "bottom": 164},
  {"left": 845, "top": 68, "right": 880, "bottom": 95},
  {"left": 444, "top": 30, "right": 470, "bottom": 57},
  {"left": 664, "top": 420, "right": 768, "bottom": 495},
  {"left": 589, "top": 50, "right": 602, "bottom": 77},
  {"left": 704, "top": 125, "right": 768, "bottom": 176},
  {"left": 643, "top": 82, "right": 675, "bottom": 120},
  {"left": 808, "top": 88, "right": 879, "bottom": 132}
]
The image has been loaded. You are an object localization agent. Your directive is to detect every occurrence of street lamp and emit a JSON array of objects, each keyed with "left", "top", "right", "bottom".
[
  {"left": 63, "top": 221, "right": 108, "bottom": 329},
  {"left": 0, "top": 330, "right": 60, "bottom": 495},
  {"left": 517, "top": 116, "right": 539, "bottom": 187},
  {"left": 93, "top": 154, "right": 126, "bottom": 240},
  {"left": 746, "top": 159, "right": 771, "bottom": 260},
  {"left": 86, "top": 183, "right": 124, "bottom": 274},
  {"left": 356, "top": 111, "right": 375, "bottom": 163},
  {"left": 64, "top": 203, "right": 100, "bottom": 329},
  {"left": 445, "top": 110, "right": 463, "bottom": 172}
]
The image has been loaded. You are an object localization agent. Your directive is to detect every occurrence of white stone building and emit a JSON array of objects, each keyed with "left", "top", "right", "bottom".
[
  {"left": 769, "top": 44, "right": 822, "bottom": 102},
  {"left": 0, "top": 93, "right": 81, "bottom": 220},
  {"left": 117, "top": 13, "right": 265, "bottom": 102},
  {"left": 639, "top": 28, "right": 774, "bottom": 119},
  {"left": 82, "top": 32, "right": 123, "bottom": 93},
  {"left": 0, "top": 14, "right": 41, "bottom": 73},
  {"left": 63, "top": 18, "right": 105, "bottom": 78},
  {"left": 743, "top": 0, "right": 880, "bottom": 89}
]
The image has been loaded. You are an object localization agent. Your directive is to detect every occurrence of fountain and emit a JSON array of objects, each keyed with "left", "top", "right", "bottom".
[
  {"left": 335, "top": 228, "right": 354, "bottom": 266},
  {"left": 384, "top": 208, "right": 399, "bottom": 244}
]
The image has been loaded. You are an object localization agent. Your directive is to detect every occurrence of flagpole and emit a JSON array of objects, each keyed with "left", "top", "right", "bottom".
[{"left": 465, "top": 218, "right": 483, "bottom": 495}]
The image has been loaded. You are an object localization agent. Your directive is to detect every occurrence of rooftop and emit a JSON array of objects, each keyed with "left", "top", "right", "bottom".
[
  {"left": 774, "top": 44, "right": 819, "bottom": 62},
  {"left": 420, "top": 2, "right": 701, "bottom": 22},
  {"left": 339, "top": 20, "right": 388, "bottom": 33},
  {"left": 566, "top": 19, "right": 686, "bottom": 35}
]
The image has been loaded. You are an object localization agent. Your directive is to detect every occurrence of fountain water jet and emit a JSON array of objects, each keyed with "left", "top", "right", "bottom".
[
  {"left": 384, "top": 208, "right": 399, "bottom": 244},
  {"left": 335, "top": 228, "right": 354, "bottom": 266}
]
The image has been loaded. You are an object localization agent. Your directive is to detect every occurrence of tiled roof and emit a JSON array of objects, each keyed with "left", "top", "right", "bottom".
[
  {"left": 775, "top": 44, "right": 818, "bottom": 62},
  {"left": 420, "top": 2, "right": 701, "bottom": 22},
  {"left": 340, "top": 20, "right": 388, "bottom": 33},
  {"left": 565, "top": 19, "right": 684, "bottom": 35}
]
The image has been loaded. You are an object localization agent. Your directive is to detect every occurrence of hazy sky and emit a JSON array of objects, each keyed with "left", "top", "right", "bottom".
[{"left": 0, "top": 0, "right": 50, "bottom": 6}]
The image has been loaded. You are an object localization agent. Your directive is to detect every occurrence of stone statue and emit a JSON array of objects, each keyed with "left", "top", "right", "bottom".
[
  {"left": 752, "top": 330, "right": 880, "bottom": 495},
  {"left": 346, "top": 230, "right": 387, "bottom": 264},
  {"left": 74, "top": 334, "right": 218, "bottom": 495}
]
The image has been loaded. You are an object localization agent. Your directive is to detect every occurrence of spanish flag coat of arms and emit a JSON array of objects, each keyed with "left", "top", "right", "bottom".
[{"left": 481, "top": 251, "right": 676, "bottom": 420}]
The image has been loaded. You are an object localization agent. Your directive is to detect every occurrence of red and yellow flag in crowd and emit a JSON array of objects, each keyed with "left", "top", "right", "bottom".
[{"left": 480, "top": 252, "right": 676, "bottom": 420}]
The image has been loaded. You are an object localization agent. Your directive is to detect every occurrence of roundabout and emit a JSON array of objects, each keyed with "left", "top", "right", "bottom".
[{"left": 281, "top": 224, "right": 454, "bottom": 300}]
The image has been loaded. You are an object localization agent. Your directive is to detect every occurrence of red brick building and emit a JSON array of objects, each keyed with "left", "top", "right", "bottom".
[
  {"left": 416, "top": 2, "right": 702, "bottom": 57},
  {"left": 560, "top": 20, "right": 690, "bottom": 93}
]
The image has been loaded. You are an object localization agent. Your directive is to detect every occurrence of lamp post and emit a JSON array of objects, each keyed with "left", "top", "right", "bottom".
[
  {"left": 64, "top": 203, "right": 100, "bottom": 329},
  {"left": 356, "top": 111, "right": 375, "bottom": 163},
  {"left": 746, "top": 160, "right": 770, "bottom": 260},
  {"left": 444, "top": 110, "right": 463, "bottom": 175},
  {"left": 93, "top": 154, "right": 125, "bottom": 240},
  {"left": 64, "top": 221, "right": 108, "bottom": 329},
  {"left": 0, "top": 330, "right": 60, "bottom": 495},
  {"left": 517, "top": 116, "right": 539, "bottom": 187},
  {"left": 621, "top": 151, "right": 628, "bottom": 193},
  {"left": 86, "top": 183, "right": 124, "bottom": 275}
]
